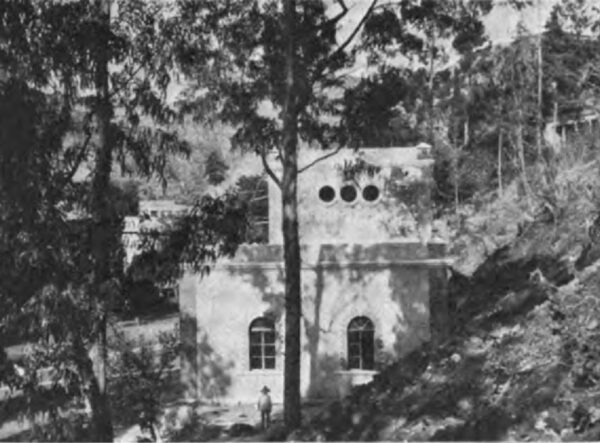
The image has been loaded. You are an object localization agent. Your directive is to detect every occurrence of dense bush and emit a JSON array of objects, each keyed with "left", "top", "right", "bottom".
[{"left": 108, "top": 327, "right": 180, "bottom": 440}]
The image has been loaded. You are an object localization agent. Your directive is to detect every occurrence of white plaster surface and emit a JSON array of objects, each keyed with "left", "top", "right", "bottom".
[
  {"left": 179, "top": 145, "right": 448, "bottom": 405},
  {"left": 268, "top": 146, "right": 435, "bottom": 244}
]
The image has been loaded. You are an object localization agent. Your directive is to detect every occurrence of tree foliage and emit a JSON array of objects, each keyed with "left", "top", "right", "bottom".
[
  {"left": 356, "top": 0, "right": 494, "bottom": 206},
  {"left": 0, "top": 1, "right": 249, "bottom": 440},
  {"left": 174, "top": 0, "right": 358, "bottom": 156},
  {"left": 108, "top": 327, "right": 180, "bottom": 440},
  {"left": 351, "top": 0, "right": 600, "bottom": 208},
  {"left": 132, "top": 192, "right": 249, "bottom": 283}
]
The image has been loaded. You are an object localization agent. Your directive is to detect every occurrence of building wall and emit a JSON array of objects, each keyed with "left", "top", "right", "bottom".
[
  {"left": 268, "top": 146, "right": 435, "bottom": 244},
  {"left": 122, "top": 201, "right": 190, "bottom": 267},
  {"left": 179, "top": 242, "right": 448, "bottom": 404},
  {"left": 178, "top": 145, "right": 449, "bottom": 404},
  {"left": 139, "top": 200, "right": 189, "bottom": 218}
]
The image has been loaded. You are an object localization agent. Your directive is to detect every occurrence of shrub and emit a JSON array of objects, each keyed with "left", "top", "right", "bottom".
[{"left": 108, "top": 326, "right": 180, "bottom": 440}]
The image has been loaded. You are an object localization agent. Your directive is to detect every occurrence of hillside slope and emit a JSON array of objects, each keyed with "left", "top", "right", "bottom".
[{"left": 288, "top": 158, "right": 600, "bottom": 441}]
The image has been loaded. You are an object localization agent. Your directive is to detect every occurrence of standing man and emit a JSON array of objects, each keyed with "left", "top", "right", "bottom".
[{"left": 257, "top": 385, "right": 272, "bottom": 430}]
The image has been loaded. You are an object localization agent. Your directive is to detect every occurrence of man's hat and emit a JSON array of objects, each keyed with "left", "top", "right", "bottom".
[{"left": 261, "top": 385, "right": 270, "bottom": 393}]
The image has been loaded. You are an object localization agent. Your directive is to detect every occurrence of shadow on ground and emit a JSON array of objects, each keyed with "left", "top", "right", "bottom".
[{"left": 164, "top": 402, "right": 289, "bottom": 442}]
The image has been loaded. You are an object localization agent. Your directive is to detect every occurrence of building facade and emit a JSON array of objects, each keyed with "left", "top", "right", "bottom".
[{"left": 179, "top": 145, "right": 450, "bottom": 404}]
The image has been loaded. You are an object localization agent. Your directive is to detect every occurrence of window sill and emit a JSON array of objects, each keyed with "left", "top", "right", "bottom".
[
  {"left": 245, "top": 369, "right": 283, "bottom": 374},
  {"left": 334, "top": 369, "right": 378, "bottom": 375}
]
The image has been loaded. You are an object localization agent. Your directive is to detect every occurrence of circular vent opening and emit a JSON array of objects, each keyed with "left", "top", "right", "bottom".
[
  {"left": 318, "top": 185, "right": 336, "bottom": 203},
  {"left": 340, "top": 184, "right": 358, "bottom": 203},
  {"left": 362, "top": 185, "right": 380, "bottom": 202}
]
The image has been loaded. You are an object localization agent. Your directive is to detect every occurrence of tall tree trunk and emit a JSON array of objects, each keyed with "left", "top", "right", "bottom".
[
  {"left": 89, "top": 0, "right": 114, "bottom": 440},
  {"left": 516, "top": 116, "right": 532, "bottom": 205},
  {"left": 536, "top": 32, "right": 543, "bottom": 157},
  {"left": 553, "top": 87, "right": 558, "bottom": 126},
  {"left": 452, "top": 123, "right": 459, "bottom": 214},
  {"left": 282, "top": 0, "right": 302, "bottom": 430},
  {"left": 427, "top": 26, "right": 436, "bottom": 143},
  {"left": 451, "top": 65, "right": 460, "bottom": 214},
  {"left": 497, "top": 129, "right": 503, "bottom": 197},
  {"left": 74, "top": 336, "right": 112, "bottom": 441},
  {"left": 453, "top": 153, "right": 459, "bottom": 213},
  {"left": 454, "top": 118, "right": 469, "bottom": 213}
]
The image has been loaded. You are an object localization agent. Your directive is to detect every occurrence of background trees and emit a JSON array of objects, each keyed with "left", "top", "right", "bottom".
[
  {"left": 353, "top": 0, "right": 600, "bottom": 210},
  {"left": 357, "top": 0, "right": 493, "bottom": 208}
]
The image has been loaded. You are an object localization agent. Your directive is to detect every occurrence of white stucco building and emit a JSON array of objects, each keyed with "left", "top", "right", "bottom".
[{"left": 179, "top": 145, "right": 450, "bottom": 404}]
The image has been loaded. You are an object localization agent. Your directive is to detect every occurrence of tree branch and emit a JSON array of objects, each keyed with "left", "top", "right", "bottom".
[
  {"left": 328, "top": 0, "right": 349, "bottom": 26},
  {"left": 260, "top": 147, "right": 282, "bottom": 188},
  {"left": 329, "top": 0, "right": 378, "bottom": 63},
  {"left": 312, "top": 0, "right": 377, "bottom": 81},
  {"left": 248, "top": 175, "right": 267, "bottom": 203},
  {"left": 275, "top": 139, "right": 284, "bottom": 163},
  {"left": 298, "top": 146, "right": 342, "bottom": 173},
  {"left": 372, "top": 1, "right": 400, "bottom": 10},
  {"left": 63, "top": 130, "right": 93, "bottom": 184},
  {"left": 109, "top": 63, "right": 145, "bottom": 101}
]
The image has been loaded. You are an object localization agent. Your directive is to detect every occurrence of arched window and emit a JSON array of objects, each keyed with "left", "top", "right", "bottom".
[
  {"left": 347, "top": 316, "right": 375, "bottom": 370},
  {"left": 249, "top": 317, "right": 276, "bottom": 370}
]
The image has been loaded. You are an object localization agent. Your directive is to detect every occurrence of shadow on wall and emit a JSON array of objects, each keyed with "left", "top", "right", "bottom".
[
  {"left": 197, "top": 329, "right": 234, "bottom": 404},
  {"left": 306, "top": 353, "right": 345, "bottom": 399},
  {"left": 304, "top": 246, "right": 391, "bottom": 399},
  {"left": 238, "top": 265, "right": 287, "bottom": 353},
  {"left": 180, "top": 313, "right": 199, "bottom": 399},
  {"left": 233, "top": 264, "right": 286, "bottom": 322},
  {"left": 389, "top": 267, "right": 430, "bottom": 357},
  {"left": 235, "top": 245, "right": 334, "bottom": 399},
  {"left": 259, "top": 267, "right": 286, "bottom": 322},
  {"left": 180, "top": 313, "right": 235, "bottom": 404},
  {"left": 305, "top": 255, "right": 327, "bottom": 399}
]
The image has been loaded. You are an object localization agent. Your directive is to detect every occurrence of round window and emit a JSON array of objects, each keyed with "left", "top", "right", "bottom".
[
  {"left": 362, "top": 184, "right": 380, "bottom": 202},
  {"left": 318, "top": 185, "right": 336, "bottom": 203},
  {"left": 340, "top": 184, "right": 358, "bottom": 203}
]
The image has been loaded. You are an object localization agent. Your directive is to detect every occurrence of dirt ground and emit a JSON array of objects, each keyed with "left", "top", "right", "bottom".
[{"left": 115, "top": 403, "right": 285, "bottom": 442}]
